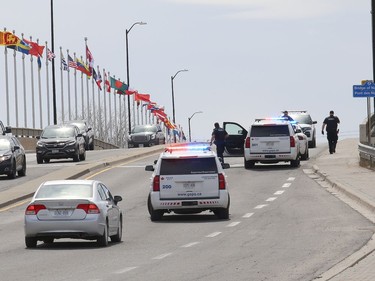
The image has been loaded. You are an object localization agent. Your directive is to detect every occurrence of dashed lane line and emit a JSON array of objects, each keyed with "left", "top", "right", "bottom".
[
  {"left": 152, "top": 253, "right": 173, "bottom": 260},
  {"left": 254, "top": 204, "right": 268, "bottom": 209},
  {"left": 287, "top": 177, "right": 295, "bottom": 181},
  {"left": 243, "top": 212, "right": 254, "bottom": 218},
  {"left": 282, "top": 183, "right": 292, "bottom": 188},
  {"left": 181, "top": 242, "right": 200, "bottom": 248},
  {"left": 227, "top": 221, "right": 241, "bottom": 227},
  {"left": 206, "top": 232, "right": 222, "bottom": 238},
  {"left": 274, "top": 190, "right": 285, "bottom": 195},
  {"left": 114, "top": 267, "right": 138, "bottom": 274},
  {"left": 266, "top": 197, "right": 277, "bottom": 202}
]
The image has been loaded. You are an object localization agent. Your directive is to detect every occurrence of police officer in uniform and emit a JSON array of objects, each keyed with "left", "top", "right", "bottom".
[
  {"left": 210, "top": 122, "right": 228, "bottom": 162},
  {"left": 322, "top": 110, "right": 340, "bottom": 154}
]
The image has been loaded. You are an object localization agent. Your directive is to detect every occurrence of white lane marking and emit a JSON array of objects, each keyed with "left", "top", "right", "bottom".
[
  {"left": 282, "top": 183, "right": 292, "bottom": 188},
  {"left": 287, "top": 177, "right": 295, "bottom": 181},
  {"left": 227, "top": 221, "right": 241, "bottom": 227},
  {"left": 266, "top": 197, "right": 277, "bottom": 202},
  {"left": 206, "top": 232, "right": 222, "bottom": 238},
  {"left": 243, "top": 212, "right": 254, "bottom": 218},
  {"left": 274, "top": 190, "right": 285, "bottom": 195},
  {"left": 153, "top": 253, "right": 172, "bottom": 260},
  {"left": 114, "top": 267, "right": 138, "bottom": 274},
  {"left": 117, "top": 165, "right": 147, "bottom": 168},
  {"left": 181, "top": 242, "right": 200, "bottom": 248},
  {"left": 254, "top": 204, "right": 268, "bottom": 209}
]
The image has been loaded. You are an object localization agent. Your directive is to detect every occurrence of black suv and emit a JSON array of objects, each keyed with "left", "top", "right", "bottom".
[
  {"left": 65, "top": 120, "right": 94, "bottom": 150},
  {"left": 128, "top": 124, "right": 165, "bottom": 148},
  {"left": 36, "top": 124, "right": 86, "bottom": 164},
  {"left": 0, "top": 135, "right": 26, "bottom": 179}
]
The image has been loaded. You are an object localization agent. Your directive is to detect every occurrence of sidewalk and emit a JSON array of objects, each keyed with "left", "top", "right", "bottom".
[{"left": 312, "top": 138, "right": 375, "bottom": 281}]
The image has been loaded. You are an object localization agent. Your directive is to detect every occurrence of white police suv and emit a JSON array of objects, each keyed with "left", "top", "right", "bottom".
[
  {"left": 145, "top": 143, "right": 230, "bottom": 221},
  {"left": 244, "top": 118, "right": 300, "bottom": 169},
  {"left": 287, "top": 110, "right": 317, "bottom": 148}
]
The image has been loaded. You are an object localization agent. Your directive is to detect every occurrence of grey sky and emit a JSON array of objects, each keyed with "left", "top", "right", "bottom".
[{"left": 1, "top": 0, "right": 371, "bottom": 141}]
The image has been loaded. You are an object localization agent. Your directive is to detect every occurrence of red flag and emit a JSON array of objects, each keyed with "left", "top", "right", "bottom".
[
  {"left": 86, "top": 45, "right": 94, "bottom": 74},
  {"left": 134, "top": 93, "right": 151, "bottom": 103},
  {"left": 23, "top": 39, "right": 45, "bottom": 57},
  {"left": 125, "top": 89, "right": 138, "bottom": 95},
  {"left": 104, "top": 71, "right": 111, "bottom": 93}
]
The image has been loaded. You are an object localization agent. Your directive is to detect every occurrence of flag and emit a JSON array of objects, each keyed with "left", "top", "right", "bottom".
[
  {"left": 76, "top": 58, "right": 91, "bottom": 76},
  {"left": 68, "top": 55, "right": 77, "bottom": 68},
  {"left": 0, "top": 31, "right": 21, "bottom": 46},
  {"left": 7, "top": 39, "right": 30, "bottom": 54},
  {"left": 37, "top": 56, "right": 42, "bottom": 70},
  {"left": 86, "top": 45, "right": 94, "bottom": 74},
  {"left": 47, "top": 49, "right": 56, "bottom": 61},
  {"left": 92, "top": 69, "right": 102, "bottom": 90},
  {"left": 104, "top": 71, "right": 111, "bottom": 93},
  {"left": 23, "top": 39, "right": 44, "bottom": 57},
  {"left": 61, "top": 55, "right": 68, "bottom": 71},
  {"left": 134, "top": 93, "right": 151, "bottom": 103},
  {"left": 109, "top": 76, "right": 128, "bottom": 92},
  {"left": 125, "top": 88, "right": 138, "bottom": 95}
]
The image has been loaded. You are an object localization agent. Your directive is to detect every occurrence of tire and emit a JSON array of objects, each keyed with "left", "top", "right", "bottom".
[
  {"left": 44, "top": 158, "right": 50, "bottom": 163},
  {"left": 148, "top": 195, "right": 163, "bottom": 221},
  {"left": 97, "top": 221, "right": 109, "bottom": 247},
  {"left": 290, "top": 158, "right": 300, "bottom": 167},
  {"left": 90, "top": 141, "right": 94, "bottom": 150},
  {"left": 300, "top": 146, "right": 309, "bottom": 160},
  {"left": 18, "top": 158, "right": 26, "bottom": 177},
  {"left": 43, "top": 238, "right": 54, "bottom": 244},
  {"left": 110, "top": 217, "right": 122, "bottom": 243},
  {"left": 73, "top": 150, "right": 80, "bottom": 162},
  {"left": 36, "top": 155, "right": 43, "bottom": 164},
  {"left": 214, "top": 195, "right": 230, "bottom": 219},
  {"left": 25, "top": 237, "right": 37, "bottom": 248},
  {"left": 79, "top": 149, "right": 86, "bottom": 161},
  {"left": 7, "top": 161, "right": 16, "bottom": 179},
  {"left": 244, "top": 159, "right": 255, "bottom": 169}
]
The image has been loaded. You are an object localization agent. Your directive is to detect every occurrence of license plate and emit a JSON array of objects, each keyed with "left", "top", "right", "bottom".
[
  {"left": 53, "top": 209, "right": 71, "bottom": 216},
  {"left": 266, "top": 142, "right": 274, "bottom": 146},
  {"left": 139, "top": 144, "right": 144, "bottom": 147},
  {"left": 52, "top": 149, "right": 59, "bottom": 153},
  {"left": 183, "top": 183, "right": 195, "bottom": 189}
]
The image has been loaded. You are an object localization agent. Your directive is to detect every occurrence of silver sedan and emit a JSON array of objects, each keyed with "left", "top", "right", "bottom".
[{"left": 24, "top": 180, "right": 123, "bottom": 248}]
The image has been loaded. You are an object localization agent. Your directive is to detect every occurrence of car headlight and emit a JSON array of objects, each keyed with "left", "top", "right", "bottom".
[
  {"left": 36, "top": 141, "right": 45, "bottom": 147},
  {"left": 150, "top": 134, "right": 156, "bottom": 140},
  {"left": 0, "top": 155, "right": 11, "bottom": 162},
  {"left": 65, "top": 140, "right": 77, "bottom": 146}
]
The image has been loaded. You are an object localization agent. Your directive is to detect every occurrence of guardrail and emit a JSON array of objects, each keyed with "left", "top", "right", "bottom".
[
  {"left": 11, "top": 127, "right": 120, "bottom": 150},
  {"left": 358, "top": 142, "right": 375, "bottom": 169}
]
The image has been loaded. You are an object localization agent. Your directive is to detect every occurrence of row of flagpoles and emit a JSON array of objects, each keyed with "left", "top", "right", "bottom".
[{"left": 0, "top": 29, "right": 179, "bottom": 146}]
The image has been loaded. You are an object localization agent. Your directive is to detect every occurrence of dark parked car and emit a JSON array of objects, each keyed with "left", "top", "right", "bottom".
[
  {"left": 36, "top": 124, "right": 86, "bottom": 164},
  {"left": 0, "top": 121, "right": 11, "bottom": 135},
  {"left": 127, "top": 124, "right": 165, "bottom": 148},
  {"left": 0, "top": 135, "right": 26, "bottom": 179},
  {"left": 65, "top": 120, "right": 94, "bottom": 150}
]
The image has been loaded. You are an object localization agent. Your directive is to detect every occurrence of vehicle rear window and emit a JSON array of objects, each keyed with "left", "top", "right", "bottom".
[
  {"left": 160, "top": 158, "right": 218, "bottom": 175},
  {"left": 250, "top": 125, "right": 289, "bottom": 137},
  {"left": 35, "top": 184, "right": 93, "bottom": 199},
  {"left": 290, "top": 114, "right": 312, "bottom": 124}
]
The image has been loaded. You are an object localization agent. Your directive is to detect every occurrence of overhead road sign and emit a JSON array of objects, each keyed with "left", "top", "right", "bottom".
[{"left": 353, "top": 81, "right": 375, "bottom": 97}]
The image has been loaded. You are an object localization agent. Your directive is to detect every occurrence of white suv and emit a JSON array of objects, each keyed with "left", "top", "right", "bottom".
[
  {"left": 244, "top": 118, "right": 300, "bottom": 169},
  {"left": 287, "top": 110, "right": 317, "bottom": 148},
  {"left": 145, "top": 143, "right": 230, "bottom": 221}
]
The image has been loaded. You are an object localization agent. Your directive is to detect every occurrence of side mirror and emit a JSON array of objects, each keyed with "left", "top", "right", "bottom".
[
  {"left": 5, "top": 126, "right": 11, "bottom": 134},
  {"left": 14, "top": 145, "right": 20, "bottom": 151},
  {"left": 221, "top": 163, "right": 230, "bottom": 169},
  {"left": 145, "top": 165, "right": 155, "bottom": 171},
  {"left": 153, "top": 160, "right": 158, "bottom": 165},
  {"left": 77, "top": 133, "right": 83, "bottom": 137},
  {"left": 313, "top": 121, "right": 317, "bottom": 124},
  {"left": 36, "top": 136, "right": 40, "bottom": 139},
  {"left": 114, "top": 195, "right": 122, "bottom": 204}
]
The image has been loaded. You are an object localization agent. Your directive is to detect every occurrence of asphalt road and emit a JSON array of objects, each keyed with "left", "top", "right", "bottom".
[{"left": 0, "top": 146, "right": 373, "bottom": 281}]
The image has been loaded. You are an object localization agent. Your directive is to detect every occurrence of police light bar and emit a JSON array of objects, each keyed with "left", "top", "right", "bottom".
[{"left": 165, "top": 142, "right": 211, "bottom": 153}]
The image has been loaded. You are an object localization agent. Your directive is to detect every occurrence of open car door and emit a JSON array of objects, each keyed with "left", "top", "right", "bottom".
[{"left": 223, "top": 122, "right": 247, "bottom": 156}]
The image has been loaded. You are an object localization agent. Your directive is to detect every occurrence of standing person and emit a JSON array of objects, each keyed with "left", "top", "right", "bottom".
[
  {"left": 322, "top": 110, "right": 340, "bottom": 154},
  {"left": 210, "top": 122, "right": 228, "bottom": 162},
  {"left": 281, "top": 110, "right": 294, "bottom": 121}
]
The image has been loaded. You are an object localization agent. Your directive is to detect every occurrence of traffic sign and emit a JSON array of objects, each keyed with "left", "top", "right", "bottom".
[{"left": 353, "top": 81, "right": 375, "bottom": 97}]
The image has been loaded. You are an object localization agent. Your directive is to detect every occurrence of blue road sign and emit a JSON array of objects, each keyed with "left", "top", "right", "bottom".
[{"left": 353, "top": 81, "right": 375, "bottom": 97}]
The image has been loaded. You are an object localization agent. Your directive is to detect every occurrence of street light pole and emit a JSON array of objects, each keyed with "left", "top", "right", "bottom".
[
  {"left": 188, "top": 111, "right": 203, "bottom": 142},
  {"left": 126, "top": 21, "right": 147, "bottom": 133},
  {"left": 50, "top": 0, "right": 57, "bottom": 125},
  {"left": 171, "top": 69, "right": 188, "bottom": 125}
]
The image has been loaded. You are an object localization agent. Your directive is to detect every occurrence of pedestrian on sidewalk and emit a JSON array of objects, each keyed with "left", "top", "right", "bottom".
[
  {"left": 322, "top": 110, "right": 340, "bottom": 154},
  {"left": 210, "top": 122, "right": 228, "bottom": 162}
]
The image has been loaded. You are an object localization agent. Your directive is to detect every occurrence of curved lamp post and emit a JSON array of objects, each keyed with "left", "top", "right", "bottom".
[
  {"left": 126, "top": 21, "right": 147, "bottom": 133},
  {"left": 188, "top": 111, "right": 203, "bottom": 142},
  {"left": 171, "top": 69, "right": 188, "bottom": 125}
]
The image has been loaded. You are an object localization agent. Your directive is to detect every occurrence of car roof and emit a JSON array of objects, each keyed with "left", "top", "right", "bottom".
[
  {"left": 252, "top": 118, "right": 291, "bottom": 125},
  {"left": 42, "top": 179, "right": 96, "bottom": 186}
]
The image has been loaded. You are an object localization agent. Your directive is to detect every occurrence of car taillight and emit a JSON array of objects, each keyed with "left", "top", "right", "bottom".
[
  {"left": 218, "top": 173, "right": 226, "bottom": 190},
  {"left": 25, "top": 204, "right": 46, "bottom": 215},
  {"left": 290, "top": 136, "right": 296, "bottom": 147},
  {"left": 153, "top": 175, "right": 160, "bottom": 192},
  {"left": 245, "top": 137, "right": 250, "bottom": 148},
  {"left": 77, "top": 203, "right": 100, "bottom": 214}
]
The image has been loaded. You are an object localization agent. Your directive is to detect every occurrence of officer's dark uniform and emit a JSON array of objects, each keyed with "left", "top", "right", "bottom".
[
  {"left": 323, "top": 114, "right": 340, "bottom": 154},
  {"left": 212, "top": 127, "right": 228, "bottom": 161}
]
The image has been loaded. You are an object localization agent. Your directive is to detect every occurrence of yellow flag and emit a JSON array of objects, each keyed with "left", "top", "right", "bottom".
[{"left": 0, "top": 31, "right": 21, "bottom": 46}]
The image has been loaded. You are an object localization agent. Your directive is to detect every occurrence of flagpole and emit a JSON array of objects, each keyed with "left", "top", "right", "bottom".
[
  {"left": 60, "top": 47, "right": 64, "bottom": 123},
  {"left": 37, "top": 39, "right": 43, "bottom": 128},
  {"left": 4, "top": 28, "right": 10, "bottom": 126},
  {"left": 108, "top": 72, "right": 112, "bottom": 143},
  {"left": 113, "top": 77, "right": 117, "bottom": 145},
  {"left": 119, "top": 86, "right": 122, "bottom": 147},
  {"left": 45, "top": 41, "right": 50, "bottom": 125},
  {"left": 12, "top": 30, "right": 19, "bottom": 128},
  {"left": 92, "top": 70, "right": 95, "bottom": 133},
  {"left": 23, "top": 35, "right": 27, "bottom": 127},
  {"left": 30, "top": 36, "right": 36, "bottom": 128},
  {"left": 67, "top": 50, "right": 71, "bottom": 120},
  {"left": 97, "top": 67, "right": 101, "bottom": 140},
  {"left": 73, "top": 52, "right": 78, "bottom": 119},
  {"left": 103, "top": 69, "right": 107, "bottom": 142},
  {"left": 85, "top": 38, "right": 90, "bottom": 123},
  {"left": 50, "top": 0, "right": 57, "bottom": 125},
  {"left": 80, "top": 56, "right": 84, "bottom": 119}
]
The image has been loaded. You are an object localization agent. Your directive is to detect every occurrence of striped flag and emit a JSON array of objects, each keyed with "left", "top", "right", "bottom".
[
  {"left": 68, "top": 55, "right": 78, "bottom": 69},
  {"left": 47, "top": 48, "right": 56, "bottom": 61},
  {"left": 61, "top": 56, "right": 68, "bottom": 71}
]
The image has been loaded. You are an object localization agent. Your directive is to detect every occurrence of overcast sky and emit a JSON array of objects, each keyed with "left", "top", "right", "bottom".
[{"left": 1, "top": 0, "right": 372, "bottom": 141}]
